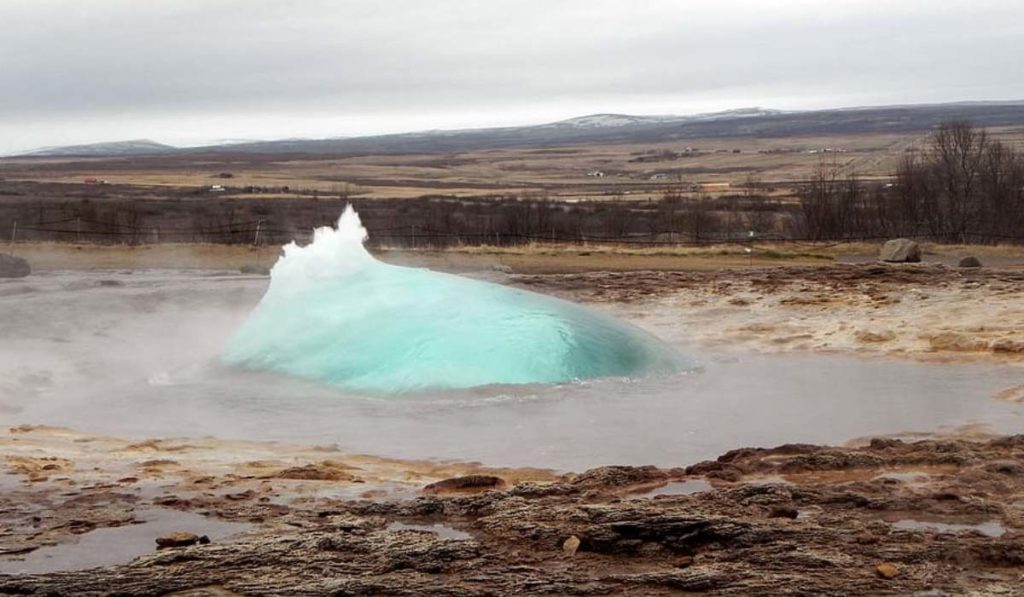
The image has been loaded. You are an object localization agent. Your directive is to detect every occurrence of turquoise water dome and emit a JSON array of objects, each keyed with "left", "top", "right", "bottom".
[{"left": 222, "top": 206, "right": 687, "bottom": 393}]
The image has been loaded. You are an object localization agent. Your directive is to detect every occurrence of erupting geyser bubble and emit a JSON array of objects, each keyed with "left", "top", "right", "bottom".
[{"left": 222, "top": 206, "right": 688, "bottom": 393}]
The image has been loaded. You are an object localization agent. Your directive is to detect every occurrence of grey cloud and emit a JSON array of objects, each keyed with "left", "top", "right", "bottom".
[{"left": 1, "top": 0, "right": 1023, "bottom": 152}]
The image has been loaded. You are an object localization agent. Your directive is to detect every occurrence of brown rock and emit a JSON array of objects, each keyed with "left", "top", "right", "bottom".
[
  {"left": 705, "top": 466, "right": 743, "bottom": 482},
  {"left": 855, "top": 330, "right": 896, "bottom": 343},
  {"left": 562, "top": 535, "right": 580, "bottom": 556},
  {"left": 984, "top": 460, "right": 1024, "bottom": 475},
  {"left": 0, "top": 253, "right": 30, "bottom": 278},
  {"left": 423, "top": 475, "right": 506, "bottom": 495},
  {"left": 928, "top": 332, "right": 988, "bottom": 352},
  {"left": 875, "top": 562, "right": 899, "bottom": 579},
  {"left": 275, "top": 461, "right": 359, "bottom": 482},
  {"left": 868, "top": 438, "right": 903, "bottom": 450},
  {"left": 569, "top": 465, "right": 667, "bottom": 488},
  {"left": 991, "top": 339, "right": 1024, "bottom": 353},
  {"left": 767, "top": 506, "right": 799, "bottom": 519},
  {"left": 674, "top": 556, "right": 695, "bottom": 568},
  {"left": 879, "top": 239, "right": 921, "bottom": 263},
  {"left": 156, "top": 532, "right": 201, "bottom": 549}
]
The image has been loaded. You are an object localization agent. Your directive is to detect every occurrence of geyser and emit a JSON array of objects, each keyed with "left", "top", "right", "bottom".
[{"left": 223, "top": 206, "right": 687, "bottom": 393}]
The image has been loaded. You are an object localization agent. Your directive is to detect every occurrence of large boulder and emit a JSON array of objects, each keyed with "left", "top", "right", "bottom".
[
  {"left": 879, "top": 239, "right": 921, "bottom": 263},
  {"left": 958, "top": 256, "right": 983, "bottom": 268},
  {"left": 0, "top": 253, "right": 30, "bottom": 278}
]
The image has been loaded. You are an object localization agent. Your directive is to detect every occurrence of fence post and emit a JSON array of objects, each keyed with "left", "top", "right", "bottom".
[{"left": 253, "top": 219, "right": 263, "bottom": 246}]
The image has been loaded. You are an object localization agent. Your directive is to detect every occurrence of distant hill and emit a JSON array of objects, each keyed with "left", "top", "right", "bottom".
[
  {"left": 15, "top": 102, "right": 1024, "bottom": 158},
  {"left": 540, "top": 108, "right": 784, "bottom": 129},
  {"left": 19, "top": 139, "right": 177, "bottom": 157}
]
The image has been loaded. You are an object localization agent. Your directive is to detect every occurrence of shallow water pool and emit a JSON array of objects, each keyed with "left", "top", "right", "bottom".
[{"left": 2, "top": 270, "right": 1022, "bottom": 471}]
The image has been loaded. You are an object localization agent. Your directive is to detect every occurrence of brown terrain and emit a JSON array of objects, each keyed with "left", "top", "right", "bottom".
[
  {"left": 3, "top": 127, "right": 1023, "bottom": 200},
  {"left": 517, "top": 261, "right": 1024, "bottom": 362},
  {"left": 0, "top": 132, "right": 922, "bottom": 200},
  {"left": 2, "top": 425, "right": 1023, "bottom": 595}
]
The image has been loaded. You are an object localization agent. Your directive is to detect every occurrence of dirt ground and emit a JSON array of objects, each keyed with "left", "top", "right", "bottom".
[
  {"left": 3, "top": 241, "right": 834, "bottom": 272},
  {"left": 8, "top": 238, "right": 1024, "bottom": 273},
  {"left": 515, "top": 263, "right": 1024, "bottom": 364}
]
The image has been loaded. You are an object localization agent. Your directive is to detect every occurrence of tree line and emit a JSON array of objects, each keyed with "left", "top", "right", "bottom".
[
  {"left": 5, "top": 120, "right": 1023, "bottom": 247},
  {"left": 799, "top": 120, "right": 1024, "bottom": 243}
]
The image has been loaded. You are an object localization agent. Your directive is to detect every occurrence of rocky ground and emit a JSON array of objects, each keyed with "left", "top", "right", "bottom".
[
  {"left": 1, "top": 425, "right": 1023, "bottom": 595},
  {"left": 516, "top": 263, "right": 1024, "bottom": 368}
]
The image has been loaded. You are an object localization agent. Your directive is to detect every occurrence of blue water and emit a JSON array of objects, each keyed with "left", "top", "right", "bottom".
[{"left": 222, "top": 207, "right": 686, "bottom": 393}]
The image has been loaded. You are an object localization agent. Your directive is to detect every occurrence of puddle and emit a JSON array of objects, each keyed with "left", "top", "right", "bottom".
[
  {"left": 0, "top": 508, "right": 252, "bottom": 575},
  {"left": 889, "top": 518, "right": 1006, "bottom": 537},
  {"left": 640, "top": 479, "right": 713, "bottom": 497},
  {"left": 386, "top": 521, "right": 472, "bottom": 540}
]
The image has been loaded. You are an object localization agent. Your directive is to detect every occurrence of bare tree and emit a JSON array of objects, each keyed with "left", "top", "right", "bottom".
[{"left": 930, "top": 120, "right": 988, "bottom": 242}]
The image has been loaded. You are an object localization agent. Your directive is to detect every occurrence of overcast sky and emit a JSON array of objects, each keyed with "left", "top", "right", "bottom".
[{"left": 2, "top": 0, "right": 1022, "bottom": 153}]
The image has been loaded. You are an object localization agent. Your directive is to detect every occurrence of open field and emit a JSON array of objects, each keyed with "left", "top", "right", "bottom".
[{"left": 6, "top": 127, "right": 1024, "bottom": 202}]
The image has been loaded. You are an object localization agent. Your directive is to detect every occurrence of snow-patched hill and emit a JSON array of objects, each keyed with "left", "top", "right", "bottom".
[
  {"left": 548, "top": 108, "right": 784, "bottom": 129},
  {"left": 547, "top": 114, "right": 683, "bottom": 128}
]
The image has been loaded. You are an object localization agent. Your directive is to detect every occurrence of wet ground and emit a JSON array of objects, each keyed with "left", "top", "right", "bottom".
[
  {"left": 0, "top": 508, "right": 250, "bottom": 575},
  {"left": 1, "top": 268, "right": 1022, "bottom": 470},
  {"left": 1, "top": 264, "right": 1023, "bottom": 594},
  {"left": 2, "top": 427, "right": 1023, "bottom": 595}
]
